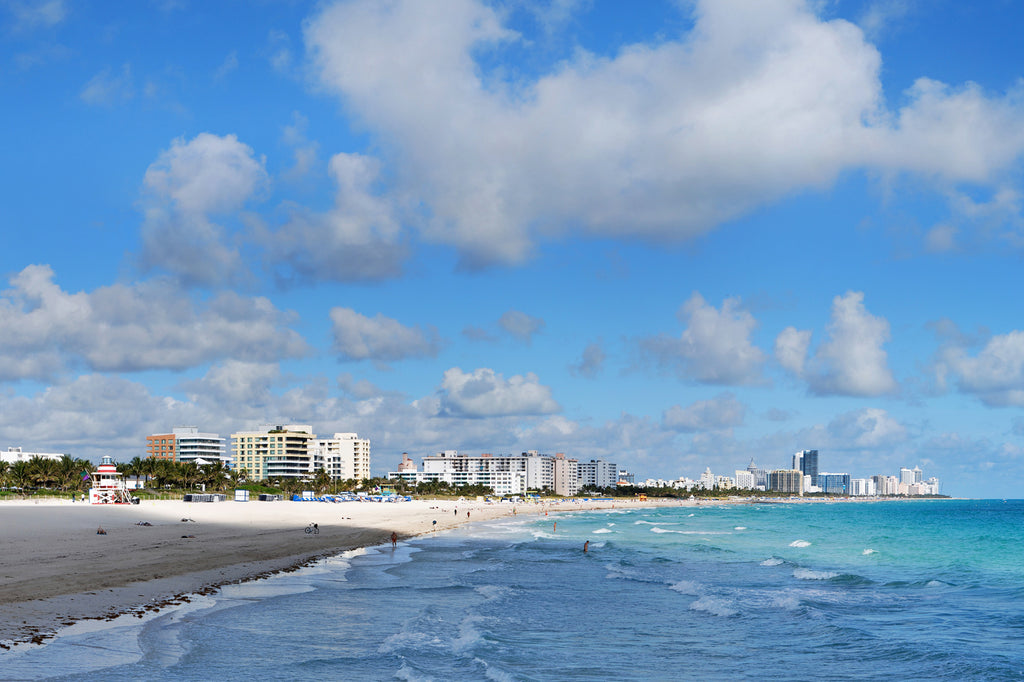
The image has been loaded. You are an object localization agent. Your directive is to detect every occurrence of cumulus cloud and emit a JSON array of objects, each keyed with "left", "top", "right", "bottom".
[
  {"left": 262, "top": 152, "right": 407, "bottom": 283},
  {"left": 435, "top": 367, "right": 560, "bottom": 418},
  {"left": 776, "top": 291, "right": 897, "bottom": 397},
  {"left": 639, "top": 293, "right": 765, "bottom": 385},
  {"left": 182, "top": 360, "right": 282, "bottom": 408},
  {"left": 139, "top": 133, "right": 268, "bottom": 287},
  {"left": 0, "top": 374, "right": 181, "bottom": 456},
  {"left": 304, "top": 0, "right": 1024, "bottom": 266},
  {"left": 498, "top": 310, "right": 545, "bottom": 343},
  {"left": 934, "top": 328, "right": 1024, "bottom": 406},
  {"left": 826, "top": 407, "right": 907, "bottom": 448},
  {"left": 663, "top": 393, "right": 746, "bottom": 432},
  {"left": 330, "top": 307, "right": 441, "bottom": 363},
  {"left": 569, "top": 341, "right": 605, "bottom": 378},
  {"left": 0, "top": 264, "right": 308, "bottom": 381}
]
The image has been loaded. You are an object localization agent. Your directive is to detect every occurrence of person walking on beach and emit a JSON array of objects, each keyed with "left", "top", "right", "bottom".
[{"left": 391, "top": 531, "right": 398, "bottom": 548}]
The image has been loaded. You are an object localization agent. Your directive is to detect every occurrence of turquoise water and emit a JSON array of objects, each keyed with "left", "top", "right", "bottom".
[{"left": 5, "top": 500, "right": 1024, "bottom": 680}]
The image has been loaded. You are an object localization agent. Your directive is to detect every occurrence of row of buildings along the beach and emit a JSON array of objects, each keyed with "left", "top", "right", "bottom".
[
  {"left": 145, "top": 425, "right": 371, "bottom": 482},
  {"left": 389, "top": 451, "right": 621, "bottom": 497},
  {"left": 641, "top": 449, "right": 941, "bottom": 497}
]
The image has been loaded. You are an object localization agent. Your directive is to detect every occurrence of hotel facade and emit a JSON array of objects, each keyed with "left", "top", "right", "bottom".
[{"left": 230, "top": 424, "right": 371, "bottom": 483}]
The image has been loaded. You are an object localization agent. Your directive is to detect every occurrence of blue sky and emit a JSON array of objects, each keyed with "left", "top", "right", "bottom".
[{"left": 3, "top": 0, "right": 1024, "bottom": 497}]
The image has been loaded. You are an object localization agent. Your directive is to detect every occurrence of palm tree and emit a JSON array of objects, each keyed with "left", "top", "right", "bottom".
[
  {"left": 56, "top": 455, "right": 79, "bottom": 492},
  {"left": 0, "top": 460, "right": 9, "bottom": 488},
  {"left": 199, "top": 461, "right": 228, "bottom": 492},
  {"left": 178, "top": 461, "right": 201, "bottom": 490},
  {"left": 28, "top": 456, "right": 59, "bottom": 490},
  {"left": 8, "top": 461, "right": 31, "bottom": 491},
  {"left": 312, "top": 467, "right": 332, "bottom": 494}
]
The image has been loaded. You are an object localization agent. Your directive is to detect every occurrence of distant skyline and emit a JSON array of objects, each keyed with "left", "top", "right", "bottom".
[{"left": 3, "top": 0, "right": 1024, "bottom": 497}]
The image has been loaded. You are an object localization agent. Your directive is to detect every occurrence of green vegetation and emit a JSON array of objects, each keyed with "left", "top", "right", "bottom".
[{"left": 0, "top": 455, "right": 94, "bottom": 498}]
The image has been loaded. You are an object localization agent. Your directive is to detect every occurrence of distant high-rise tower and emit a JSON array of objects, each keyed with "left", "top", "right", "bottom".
[{"left": 794, "top": 449, "right": 818, "bottom": 487}]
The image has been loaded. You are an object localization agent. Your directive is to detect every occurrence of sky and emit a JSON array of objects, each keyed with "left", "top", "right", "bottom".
[{"left": 2, "top": 0, "right": 1024, "bottom": 497}]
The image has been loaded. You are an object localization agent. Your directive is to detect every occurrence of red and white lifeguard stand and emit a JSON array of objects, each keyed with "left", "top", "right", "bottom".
[{"left": 89, "top": 455, "right": 134, "bottom": 504}]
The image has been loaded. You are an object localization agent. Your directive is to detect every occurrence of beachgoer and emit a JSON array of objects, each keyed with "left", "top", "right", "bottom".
[
  {"left": 454, "top": 509, "right": 457, "bottom": 517},
  {"left": 391, "top": 531, "right": 398, "bottom": 548},
  {"left": 584, "top": 541, "right": 589, "bottom": 553},
  {"left": 553, "top": 522, "right": 557, "bottom": 532},
  {"left": 96, "top": 527, "right": 106, "bottom": 535},
  {"left": 467, "top": 511, "right": 470, "bottom": 520}
]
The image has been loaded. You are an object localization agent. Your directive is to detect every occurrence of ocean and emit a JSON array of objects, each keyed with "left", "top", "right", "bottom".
[{"left": 4, "top": 499, "right": 1023, "bottom": 681}]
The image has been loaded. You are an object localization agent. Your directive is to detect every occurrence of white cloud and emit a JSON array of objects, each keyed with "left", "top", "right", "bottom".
[
  {"left": 569, "top": 341, "right": 605, "bottom": 378},
  {"left": 182, "top": 360, "right": 282, "bottom": 408},
  {"left": 935, "top": 329, "right": 1024, "bottom": 406},
  {"left": 639, "top": 293, "right": 765, "bottom": 385},
  {"left": 6, "top": 0, "right": 67, "bottom": 31},
  {"left": 924, "top": 224, "right": 957, "bottom": 253},
  {"left": 214, "top": 50, "right": 239, "bottom": 80},
  {"left": 330, "top": 307, "right": 441, "bottom": 363},
  {"left": 80, "top": 64, "right": 133, "bottom": 106},
  {"left": 263, "top": 152, "right": 407, "bottom": 283},
  {"left": 777, "top": 291, "right": 897, "bottom": 397},
  {"left": 436, "top": 367, "right": 560, "bottom": 418},
  {"left": 775, "top": 326, "right": 812, "bottom": 376},
  {"left": 498, "top": 309, "right": 545, "bottom": 343},
  {"left": 304, "top": 0, "right": 1024, "bottom": 266},
  {"left": 663, "top": 393, "right": 745, "bottom": 433},
  {"left": 139, "top": 133, "right": 268, "bottom": 286},
  {"left": 0, "top": 265, "right": 308, "bottom": 381},
  {"left": 826, "top": 407, "right": 907, "bottom": 448}
]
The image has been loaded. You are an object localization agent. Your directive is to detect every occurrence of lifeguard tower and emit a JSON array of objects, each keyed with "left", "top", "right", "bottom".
[{"left": 89, "top": 455, "right": 134, "bottom": 504}]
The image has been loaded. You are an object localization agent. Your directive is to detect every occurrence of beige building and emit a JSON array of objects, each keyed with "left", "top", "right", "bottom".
[
  {"left": 768, "top": 469, "right": 804, "bottom": 495},
  {"left": 231, "top": 424, "right": 317, "bottom": 482},
  {"left": 314, "top": 433, "right": 371, "bottom": 482}
]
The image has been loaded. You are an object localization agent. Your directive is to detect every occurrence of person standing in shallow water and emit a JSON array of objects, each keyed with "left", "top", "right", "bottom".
[
  {"left": 584, "top": 541, "right": 589, "bottom": 553},
  {"left": 391, "top": 532, "right": 398, "bottom": 548}
]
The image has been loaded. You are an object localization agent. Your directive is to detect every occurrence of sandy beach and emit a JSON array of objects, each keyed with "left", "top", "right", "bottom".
[{"left": 0, "top": 496, "right": 675, "bottom": 647}]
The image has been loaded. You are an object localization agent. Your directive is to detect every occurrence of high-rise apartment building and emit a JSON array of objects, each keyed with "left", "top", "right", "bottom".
[
  {"left": 793, "top": 450, "right": 819, "bottom": 486},
  {"left": 313, "top": 433, "right": 371, "bottom": 481},
  {"left": 818, "top": 472, "right": 851, "bottom": 495},
  {"left": 147, "top": 427, "right": 227, "bottom": 464},
  {"left": 768, "top": 469, "right": 804, "bottom": 494},
  {"left": 390, "top": 450, "right": 581, "bottom": 496},
  {"left": 231, "top": 424, "right": 317, "bottom": 481},
  {"left": 578, "top": 459, "right": 618, "bottom": 489}
]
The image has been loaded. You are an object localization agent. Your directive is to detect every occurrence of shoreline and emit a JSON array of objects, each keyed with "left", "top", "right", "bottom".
[
  {"left": 0, "top": 494, "right": 959, "bottom": 649},
  {"left": 0, "top": 496, "right": 683, "bottom": 648}
]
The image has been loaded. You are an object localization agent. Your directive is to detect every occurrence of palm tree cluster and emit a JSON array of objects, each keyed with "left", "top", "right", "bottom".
[
  {"left": 0, "top": 455, "right": 95, "bottom": 493},
  {"left": 117, "top": 457, "right": 236, "bottom": 492}
]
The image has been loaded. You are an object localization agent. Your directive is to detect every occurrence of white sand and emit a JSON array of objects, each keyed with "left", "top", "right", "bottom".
[{"left": 0, "top": 496, "right": 678, "bottom": 646}]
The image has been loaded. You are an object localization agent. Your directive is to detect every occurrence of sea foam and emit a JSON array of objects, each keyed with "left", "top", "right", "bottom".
[
  {"left": 789, "top": 540, "right": 812, "bottom": 548},
  {"left": 793, "top": 568, "right": 839, "bottom": 580},
  {"left": 689, "top": 596, "right": 738, "bottom": 617}
]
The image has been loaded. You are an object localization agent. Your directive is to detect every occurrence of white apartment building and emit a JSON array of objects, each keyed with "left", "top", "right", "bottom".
[
  {"left": 1, "top": 447, "right": 63, "bottom": 464},
  {"left": 850, "top": 478, "right": 876, "bottom": 496},
  {"left": 734, "top": 470, "right": 756, "bottom": 489},
  {"left": 578, "top": 459, "right": 618, "bottom": 489},
  {"left": 391, "top": 451, "right": 580, "bottom": 496},
  {"left": 314, "top": 433, "right": 371, "bottom": 481}
]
